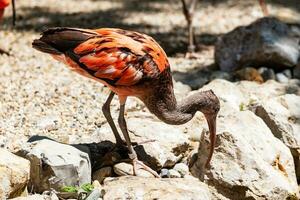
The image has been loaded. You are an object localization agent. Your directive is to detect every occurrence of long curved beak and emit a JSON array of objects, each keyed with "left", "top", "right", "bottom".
[{"left": 204, "top": 114, "right": 217, "bottom": 168}]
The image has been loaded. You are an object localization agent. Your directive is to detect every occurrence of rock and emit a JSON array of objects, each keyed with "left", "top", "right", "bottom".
[
  {"left": 254, "top": 94, "right": 300, "bottom": 179},
  {"left": 173, "top": 69, "right": 211, "bottom": 90},
  {"left": 282, "top": 69, "right": 292, "bottom": 78},
  {"left": 10, "top": 194, "right": 50, "bottom": 200},
  {"left": 215, "top": 17, "right": 300, "bottom": 72},
  {"left": 234, "top": 67, "right": 264, "bottom": 83},
  {"left": 102, "top": 176, "right": 211, "bottom": 200},
  {"left": 126, "top": 117, "right": 190, "bottom": 170},
  {"left": 0, "top": 149, "right": 30, "bottom": 199},
  {"left": 258, "top": 67, "right": 276, "bottom": 81},
  {"left": 113, "top": 162, "right": 154, "bottom": 178},
  {"left": 113, "top": 162, "right": 133, "bottom": 176},
  {"left": 173, "top": 163, "right": 189, "bottom": 177},
  {"left": 85, "top": 188, "right": 101, "bottom": 200},
  {"left": 209, "top": 70, "right": 233, "bottom": 81},
  {"left": 293, "top": 63, "right": 300, "bottom": 79},
  {"left": 169, "top": 169, "right": 181, "bottom": 178},
  {"left": 276, "top": 73, "right": 289, "bottom": 83},
  {"left": 19, "top": 138, "right": 91, "bottom": 193},
  {"left": 160, "top": 168, "right": 170, "bottom": 178},
  {"left": 191, "top": 110, "right": 299, "bottom": 199},
  {"left": 199, "top": 79, "right": 246, "bottom": 110},
  {"left": 92, "top": 167, "right": 112, "bottom": 183}
]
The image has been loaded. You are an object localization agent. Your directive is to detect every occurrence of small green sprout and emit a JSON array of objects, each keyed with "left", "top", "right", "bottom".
[
  {"left": 81, "top": 183, "right": 94, "bottom": 192},
  {"left": 61, "top": 186, "right": 78, "bottom": 193}
]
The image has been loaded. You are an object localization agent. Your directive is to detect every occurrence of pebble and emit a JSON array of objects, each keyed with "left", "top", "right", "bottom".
[
  {"left": 85, "top": 188, "right": 101, "bottom": 200},
  {"left": 169, "top": 169, "right": 181, "bottom": 178},
  {"left": 113, "top": 162, "right": 155, "bottom": 178},
  {"left": 160, "top": 168, "right": 170, "bottom": 178},
  {"left": 282, "top": 69, "right": 292, "bottom": 79},
  {"left": 173, "top": 163, "right": 189, "bottom": 177},
  {"left": 258, "top": 67, "right": 275, "bottom": 81},
  {"left": 275, "top": 73, "right": 289, "bottom": 83}
]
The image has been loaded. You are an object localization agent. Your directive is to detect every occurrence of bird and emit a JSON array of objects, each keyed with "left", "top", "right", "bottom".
[
  {"left": 181, "top": 0, "right": 269, "bottom": 58},
  {"left": 32, "top": 27, "right": 220, "bottom": 177}
]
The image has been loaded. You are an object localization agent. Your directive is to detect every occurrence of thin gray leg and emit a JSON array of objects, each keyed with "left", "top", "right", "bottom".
[
  {"left": 118, "top": 103, "right": 160, "bottom": 177},
  {"left": 102, "top": 91, "right": 123, "bottom": 145},
  {"left": 118, "top": 104, "right": 136, "bottom": 158},
  {"left": 181, "top": 0, "right": 198, "bottom": 53}
]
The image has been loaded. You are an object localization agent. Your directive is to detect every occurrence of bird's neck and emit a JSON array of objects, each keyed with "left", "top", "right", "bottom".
[{"left": 141, "top": 87, "right": 198, "bottom": 125}]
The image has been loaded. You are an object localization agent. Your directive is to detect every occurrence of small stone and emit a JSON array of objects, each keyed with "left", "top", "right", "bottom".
[
  {"left": 258, "top": 67, "right": 275, "bottom": 80},
  {"left": 169, "top": 169, "right": 181, "bottom": 178},
  {"left": 173, "top": 163, "right": 189, "bottom": 177},
  {"left": 235, "top": 67, "right": 263, "bottom": 83},
  {"left": 93, "top": 167, "right": 112, "bottom": 183},
  {"left": 113, "top": 162, "right": 154, "bottom": 178},
  {"left": 209, "top": 70, "right": 233, "bottom": 81},
  {"left": 85, "top": 188, "right": 101, "bottom": 200},
  {"left": 276, "top": 73, "right": 289, "bottom": 83},
  {"left": 282, "top": 69, "right": 292, "bottom": 78},
  {"left": 113, "top": 162, "right": 133, "bottom": 176},
  {"left": 160, "top": 168, "right": 170, "bottom": 178}
]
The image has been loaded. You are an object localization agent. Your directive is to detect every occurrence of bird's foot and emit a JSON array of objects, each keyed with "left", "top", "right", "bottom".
[{"left": 132, "top": 157, "right": 160, "bottom": 178}]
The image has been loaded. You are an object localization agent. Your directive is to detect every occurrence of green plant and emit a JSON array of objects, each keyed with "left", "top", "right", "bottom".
[
  {"left": 81, "top": 183, "right": 94, "bottom": 192},
  {"left": 61, "top": 186, "right": 78, "bottom": 193}
]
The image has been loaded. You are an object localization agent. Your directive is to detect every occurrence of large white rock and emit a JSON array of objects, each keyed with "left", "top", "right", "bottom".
[
  {"left": 0, "top": 149, "right": 30, "bottom": 199},
  {"left": 254, "top": 94, "right": 300, "bottom": 179},
  {"left": 191, "top": 109, "right": 299, "bottom": 200},
  {"left": 20, "top": 138, "right": 91, "bottom": 193},
  {"left": 199, "top": 79, "right": 246, "bottom": 110},
  {"left": 102, "top": 176, "right": 211, "bottom": 200}
]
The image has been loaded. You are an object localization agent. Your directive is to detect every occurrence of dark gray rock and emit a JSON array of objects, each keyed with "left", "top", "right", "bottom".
[
  {"left": 215, "top": 17, "right": 300, "bottom": 72},
  {"left": 293, "top": 63, "right": 300, "bottom": 79}
]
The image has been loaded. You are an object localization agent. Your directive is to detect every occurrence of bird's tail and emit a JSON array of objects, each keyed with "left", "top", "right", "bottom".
[{"left": 32, "top": 27, "right": 98, "bottom": 55}]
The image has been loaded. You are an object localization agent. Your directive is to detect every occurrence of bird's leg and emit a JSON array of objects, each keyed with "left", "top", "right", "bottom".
[
  {"left": 12, "top": 0, "right": 16, "bottom": 26},
  {"left": 181, "top": 0, "right": 198, "bottom": 57},
  {"left": 118, "top": 102, "right": 160, "bottom": 178},
  {"left": 102, "top": 91, "right": 123, "bottom": 146}
]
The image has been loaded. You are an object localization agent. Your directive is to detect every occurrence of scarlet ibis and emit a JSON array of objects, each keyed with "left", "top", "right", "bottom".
[
  {"left": 181, "top": 0, "right": 269, "bottom": 57},
  {"left": 32, "top": 28, "right": 220, "bottom": 177},
  {"left": 0, "top": 0, "right": 16, "bottom": 25}
]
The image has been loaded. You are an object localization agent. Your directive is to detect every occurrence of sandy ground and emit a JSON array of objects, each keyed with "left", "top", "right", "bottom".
[{"left": 0, "top": 0, "right": 299, "bottom": 151}]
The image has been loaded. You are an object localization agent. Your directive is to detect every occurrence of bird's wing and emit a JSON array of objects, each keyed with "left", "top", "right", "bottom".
[{"left": 33, "top": 28, "right": 170, "bottom": 86}]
